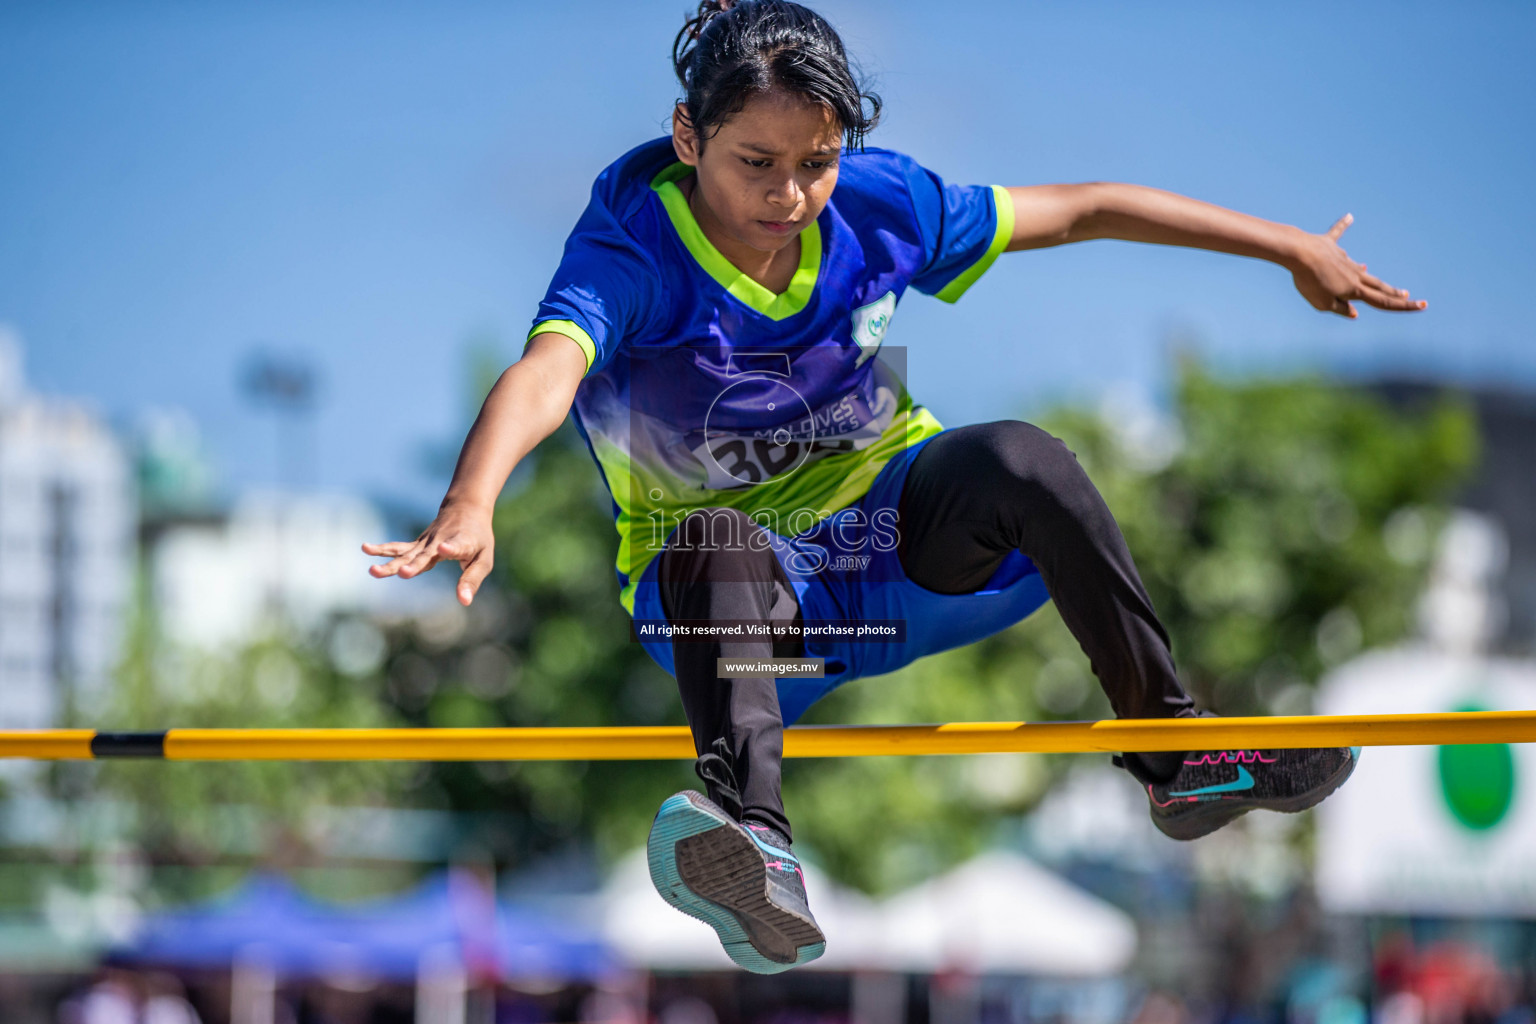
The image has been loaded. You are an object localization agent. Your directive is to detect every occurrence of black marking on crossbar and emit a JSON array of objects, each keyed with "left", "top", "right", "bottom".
[{"left": 90, "top": 732, "right": 168, "bottom": 758}]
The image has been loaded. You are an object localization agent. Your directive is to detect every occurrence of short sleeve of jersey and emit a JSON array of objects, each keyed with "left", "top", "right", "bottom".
[
  {"left": 527, "top": 188, "right": 662, "bottom": 377},
  {"left": 897, "top": 155, "right": 1015, "bottom": 304}
]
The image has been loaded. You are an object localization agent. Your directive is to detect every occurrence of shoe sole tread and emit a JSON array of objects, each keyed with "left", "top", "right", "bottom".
[{"left": 647, "top": 792, "right": 826, "bottom": 974}]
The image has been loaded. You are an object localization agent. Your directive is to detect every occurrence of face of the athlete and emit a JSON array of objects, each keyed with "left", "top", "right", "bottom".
[{"left": 672, "top": 89, "right": 842, "bottom": 269}]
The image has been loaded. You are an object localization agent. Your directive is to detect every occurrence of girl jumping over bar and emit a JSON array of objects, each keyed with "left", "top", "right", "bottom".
[{"left": 366, "top": 0, "right": 1426, "bottom": 974}]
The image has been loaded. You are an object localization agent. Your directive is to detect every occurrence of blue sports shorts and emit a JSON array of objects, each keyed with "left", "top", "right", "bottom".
[{"left": 628, "top": 431, "right": 1053, "bottom": 725}]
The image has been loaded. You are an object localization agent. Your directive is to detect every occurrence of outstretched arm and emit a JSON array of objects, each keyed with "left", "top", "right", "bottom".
[
  {"left": 1001, "top": 183, "right": 1427, "bottom": 318},
  {"left": 362, "top": 331, "right": 587, "bottom": 605}
]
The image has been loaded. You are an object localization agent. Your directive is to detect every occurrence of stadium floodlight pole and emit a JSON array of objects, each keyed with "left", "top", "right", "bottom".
[{"left": 1, "top": 710, "right": 1533, "bottom": 762}]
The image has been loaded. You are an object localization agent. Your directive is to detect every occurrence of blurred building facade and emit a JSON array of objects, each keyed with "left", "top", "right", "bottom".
[
  {"left": 134, "top": 392, "right": 431, "bottom": 652},
  {"left": 149, "top": 488, "right": 396, "bottom": 650},
  {"left": 0, "top": 330, "right": 134, "bottom": 732},
  {"left": 1375, "top": 379, "right": 1536, "bottom": 655},
  {"left": 1304, "top": 379, "right": 1536, "bottom": 1023}
]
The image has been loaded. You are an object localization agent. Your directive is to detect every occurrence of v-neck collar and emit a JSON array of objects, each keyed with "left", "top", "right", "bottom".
[{"left": 650, "top": 162, "right": 821, "bottom": 321}]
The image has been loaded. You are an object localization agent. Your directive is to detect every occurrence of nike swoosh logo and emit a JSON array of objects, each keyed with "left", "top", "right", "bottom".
[{"left": 1169, "top": 765, "right": 1254, "bottom": 797}]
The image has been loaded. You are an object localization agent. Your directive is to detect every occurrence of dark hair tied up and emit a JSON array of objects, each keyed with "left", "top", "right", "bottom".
[{"left": 672, "top": 0, "right": 881, "bottom": 151}]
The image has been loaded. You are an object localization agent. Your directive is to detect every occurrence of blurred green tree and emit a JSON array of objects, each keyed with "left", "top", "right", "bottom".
[{"left": 49, "top": 590, "right": 415, "bottom": 903}]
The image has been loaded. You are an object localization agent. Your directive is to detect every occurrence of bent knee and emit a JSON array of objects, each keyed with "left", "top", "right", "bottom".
[{"left": 966, "top": 420, "right": 1088, "bottom": 499}]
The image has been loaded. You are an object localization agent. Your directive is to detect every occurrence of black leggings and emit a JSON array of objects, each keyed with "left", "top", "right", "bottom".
[{"left": 657, "top": 420, "right": 1196, "bottom": 839}]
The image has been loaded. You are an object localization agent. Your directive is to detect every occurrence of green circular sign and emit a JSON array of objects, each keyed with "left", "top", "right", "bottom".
[{"left": 1437, "top": 702, "right": 1516, "bottom": 831}]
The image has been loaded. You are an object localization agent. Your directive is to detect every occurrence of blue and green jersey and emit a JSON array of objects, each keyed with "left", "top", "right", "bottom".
[{"left": 528, "top": 137, "right": 1013, "bottom": 614}]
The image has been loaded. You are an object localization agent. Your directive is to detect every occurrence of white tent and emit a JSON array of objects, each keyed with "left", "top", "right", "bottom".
[
  {"left": 874, "top": 850, "right": 1137, "bottom": 976},
  {"left": 597, "top": 849, "right": 887, "bottom": 971},
  {"left": 597, "top": 847, "right": 1136, "bottom": 976}
]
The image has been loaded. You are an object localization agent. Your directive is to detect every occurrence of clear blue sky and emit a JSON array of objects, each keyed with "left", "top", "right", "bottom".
[{"left": 2, "top": 1, "right": 1532, "bottom": 519}]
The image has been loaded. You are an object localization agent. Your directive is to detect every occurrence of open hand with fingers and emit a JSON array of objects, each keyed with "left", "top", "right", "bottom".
[
  {"left": 1291, "top": 213, "right": 1428, "bottom": 319},
  {"left": 362, "top": 503, "right": 496, "bottom": 607},
  {"left": 359, "top": 332, "right": 586, "bottom": 608}
]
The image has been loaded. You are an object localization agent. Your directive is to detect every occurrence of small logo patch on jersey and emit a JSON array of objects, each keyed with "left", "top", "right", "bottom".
[{"left": 851, "top": 291, "right": 896, "bottom": 367}]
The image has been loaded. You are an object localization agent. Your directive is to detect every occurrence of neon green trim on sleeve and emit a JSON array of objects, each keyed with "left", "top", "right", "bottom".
[
  {"left": 526, "top": 319, "right": 597, "bottom": 375},
  {"left": 933, "top": 184, "right": 1015, "bottom": 304},
  {"left": 650, "top": 162, "right": 821, "bottom": 321}
]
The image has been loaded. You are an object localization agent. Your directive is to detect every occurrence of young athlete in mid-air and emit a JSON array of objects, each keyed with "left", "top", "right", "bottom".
[{"left": 366, "top": 0, "right": 1426, "bottom": 974}]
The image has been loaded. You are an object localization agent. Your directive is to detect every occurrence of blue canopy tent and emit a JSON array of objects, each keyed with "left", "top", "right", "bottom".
[{"left": 115, "top": 870, "right": 618, "bottom": 984}]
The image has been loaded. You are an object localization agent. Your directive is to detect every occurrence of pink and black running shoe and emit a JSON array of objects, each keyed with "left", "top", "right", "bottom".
[{"left": 1116, "top": 745, "right": 1361, "bottom": 841}]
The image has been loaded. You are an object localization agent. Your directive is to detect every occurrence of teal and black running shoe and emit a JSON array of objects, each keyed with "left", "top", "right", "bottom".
[
  {"left": 647, "top": 790, "right": 826, "bottom": 973},
  {"left": 1117, "top": 745, "right": 1361, "bottom": 841}
]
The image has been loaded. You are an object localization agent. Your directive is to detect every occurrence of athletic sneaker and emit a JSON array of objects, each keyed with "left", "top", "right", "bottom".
[
  {"left": 647, "top": 789, "right": 826, "bottom": 973},
  {"left": 1116, "top": 745, "right": 1361, "bottom": 841}
]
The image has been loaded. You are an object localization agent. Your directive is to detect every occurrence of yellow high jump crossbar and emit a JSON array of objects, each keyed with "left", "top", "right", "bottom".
[{"left": 1, "top": 710, "right": 1533, "bottom": 761}]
